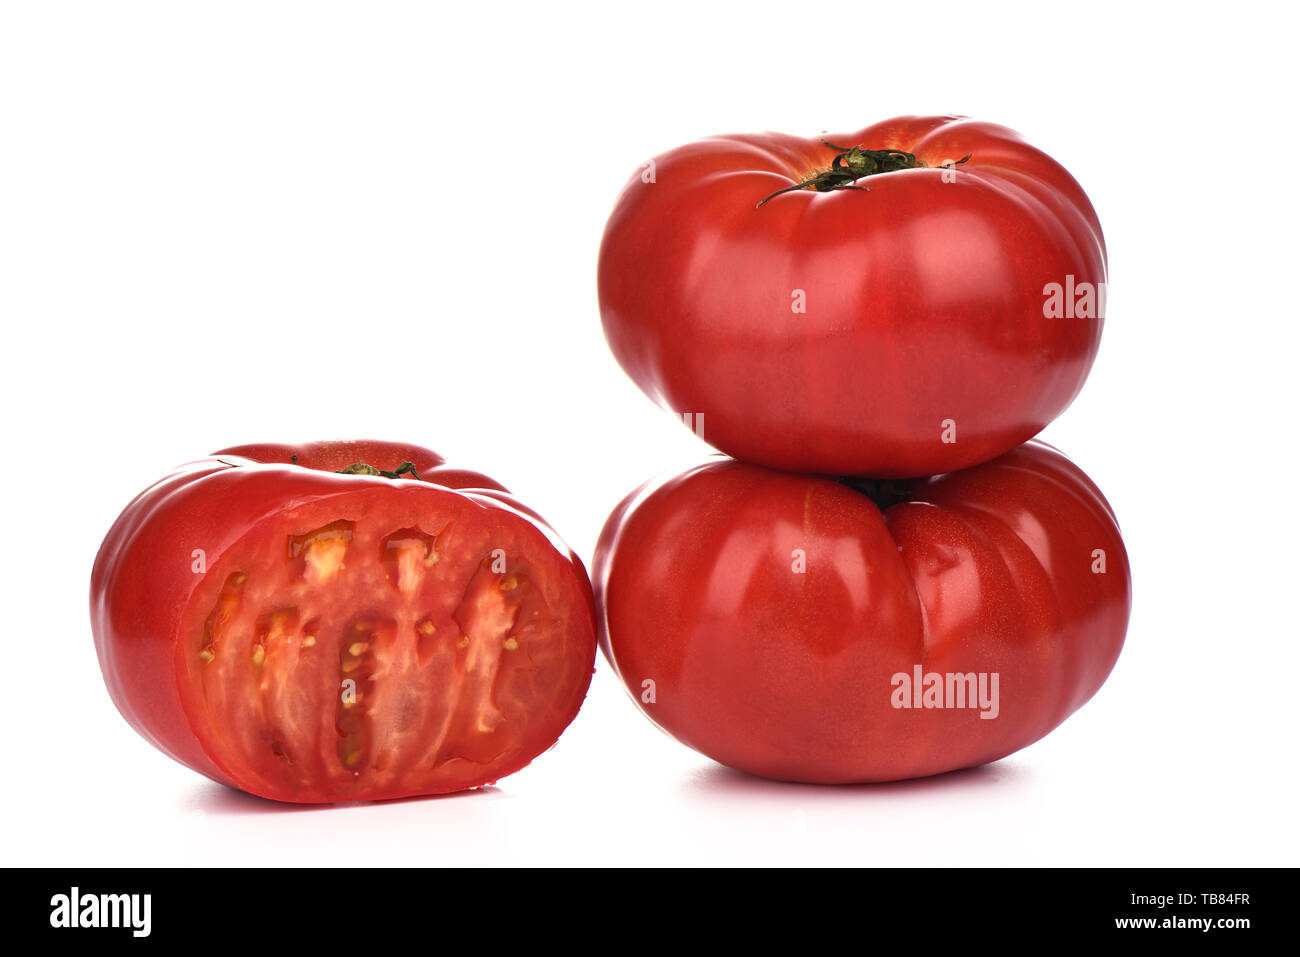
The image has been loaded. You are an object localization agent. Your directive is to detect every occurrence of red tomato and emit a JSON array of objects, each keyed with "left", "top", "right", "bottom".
[
  {"left": 91, "top": 440, "right": 597, "bottom": 803},
  {"left": 597, "top": 115, "right": 1107, "bottom": 477},
  {"left": 593, "top": 440, "right": 1129, "bottom": 783}
]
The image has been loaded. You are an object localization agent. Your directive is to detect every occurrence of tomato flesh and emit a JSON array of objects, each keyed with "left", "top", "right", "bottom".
[{"left": 178, "top": 491, "right": 586, "bottom": 802}]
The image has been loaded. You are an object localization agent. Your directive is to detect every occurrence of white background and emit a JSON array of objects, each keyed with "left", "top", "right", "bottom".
[{"left": 3, "top": 1, "right": 1296, "bottom": 866}]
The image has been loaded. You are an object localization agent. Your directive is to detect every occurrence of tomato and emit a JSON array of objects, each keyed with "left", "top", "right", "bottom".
[
  {"left": 597, "top": 115, "right": 1107, "bottom": 477},
  {"left": 593, "top": 440, "right": 1129, "bottom": 783},
  {"left": 91, "top": 440, "right": 597, "bottom": 803}
]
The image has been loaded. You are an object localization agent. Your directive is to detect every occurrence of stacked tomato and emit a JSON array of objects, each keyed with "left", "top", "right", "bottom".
[{"left": 594, "top": 115, "right": 1130, "bottom": 782}]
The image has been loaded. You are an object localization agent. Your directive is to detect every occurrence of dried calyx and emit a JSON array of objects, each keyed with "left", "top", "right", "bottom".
[
  {"left": 216, "top": 456, "right": 424, "bottom": 481},
  {"left": 838, "top": 475, "right": 920, "bottom": 511},
  {"left": 756, "top": 140, "right": 971, "bottom": 208},
  {"left": 334, "top": 461, "right": 423, "bottom": 481}
]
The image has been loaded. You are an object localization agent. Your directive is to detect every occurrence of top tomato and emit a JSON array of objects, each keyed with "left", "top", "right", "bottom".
[{"left": 597, "top": 115, "right": 1107, "bottom": 477}]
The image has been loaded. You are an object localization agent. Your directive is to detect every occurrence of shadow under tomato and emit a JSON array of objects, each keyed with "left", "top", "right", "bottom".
[
  {"left": 182, "top": 779, "right": 501, "bottom": 816},
  {"left": 681, "top": 759, "right": 1026, "bottom": 801}
]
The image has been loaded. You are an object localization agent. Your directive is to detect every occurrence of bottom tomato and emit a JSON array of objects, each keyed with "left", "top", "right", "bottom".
[
  {"left": 594, "top": 440, "right": 1130, "bottom": 783},
  {"left": 91, "top": 441, "right": 597, "bottom": 803}
]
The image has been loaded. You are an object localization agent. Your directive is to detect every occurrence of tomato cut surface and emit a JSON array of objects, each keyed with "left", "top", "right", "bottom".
[{"left": 92, "top": 441, "right": 597, "bottom": 803}]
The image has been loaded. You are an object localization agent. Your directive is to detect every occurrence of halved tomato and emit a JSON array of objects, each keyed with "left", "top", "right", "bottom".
[{"left": 91, "top": 441, "right": 597, "bottom": 803}]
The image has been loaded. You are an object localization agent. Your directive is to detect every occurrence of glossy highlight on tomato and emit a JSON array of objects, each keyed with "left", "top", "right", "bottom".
[
  {"left": 598, "top": 115, "right": 1108, "bottom": 477},
  {"left": 594, "top": 440, "right": 1130, "bottom": 783},
  {"left": 91, "top": 441, "right": 597, "bottom": 803}
]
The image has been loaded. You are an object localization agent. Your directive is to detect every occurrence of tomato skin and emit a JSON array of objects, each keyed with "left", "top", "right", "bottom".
[
  {"left": 91, "top": 441, "right": 597, "bottom": 803},
  {"left": 593, "top": 440, "right": 1129, "bottom": 783},
  {"left": 597, "top": 115, "right": 1107, "bottom": 478}
]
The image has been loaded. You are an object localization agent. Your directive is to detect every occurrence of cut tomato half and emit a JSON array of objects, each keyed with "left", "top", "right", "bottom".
[{"left": 91, "top": 441, "right": 597, "bottom": 803}]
